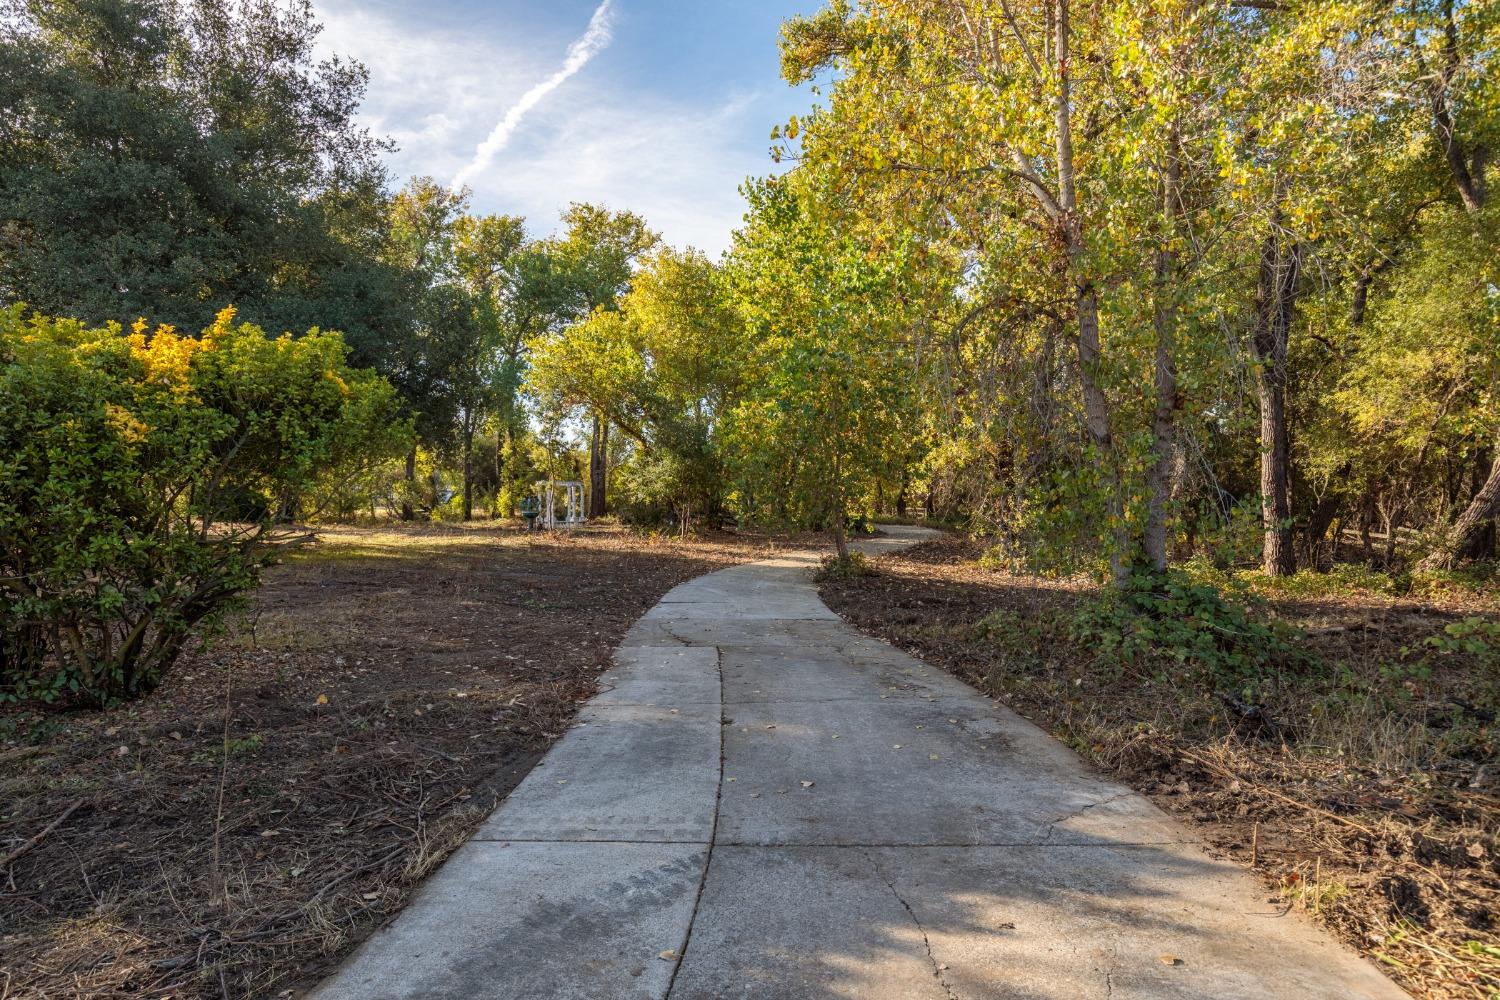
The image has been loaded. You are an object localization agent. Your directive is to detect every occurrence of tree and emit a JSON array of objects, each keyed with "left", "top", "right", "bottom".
[
  {"left": 1397, "top": 0, "right": 1500, "bottom": 565},
  {"left": 772, "top": 0, "right": 1498, "bottom": 581},
  {"left": 726, "top": 174, "right": 919, "bottom": 558},
  {"left": 527, "top": 247, "right": 744, "bottom": 528},
  {"left": 0, "top": 0, "right": 395, "bottom": 336},
  {"left": 548, "top": 203, "right": 659, "bottom": 517}
]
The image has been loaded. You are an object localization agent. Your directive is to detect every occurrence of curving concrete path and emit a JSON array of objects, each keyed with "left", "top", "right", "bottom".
[{"left": 311, "top": 526, "right": 1407, "bottom": 1000}]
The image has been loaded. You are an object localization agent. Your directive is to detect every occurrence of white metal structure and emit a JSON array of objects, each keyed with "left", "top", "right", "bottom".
[{"left": 543, "top": 481, "right": 586, "bottom": 529}]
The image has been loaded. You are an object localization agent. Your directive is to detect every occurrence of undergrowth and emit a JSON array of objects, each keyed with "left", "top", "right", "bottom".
[
  {"left": 1065, "top": 566, "right": 1308, "bottom": 701},
  {"left": 816, "top": 551, "right": 871, "bottom": 580}
]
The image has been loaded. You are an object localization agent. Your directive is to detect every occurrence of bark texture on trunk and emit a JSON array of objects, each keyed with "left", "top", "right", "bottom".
[
  {"left": 1251, "top": 225, "right": 1300, "bottom": 576},
  {"left": 831, "top": 453, "right": 850, "bottom": 560},
  {"left": 461, "top": 424, "right": 474, "bottom": 522},
  {"left": 1421, "top": 442, "right": 1500, "bottom": 569},
  {"left": 401, "top": 446, "right": 416, "bottom": 521},
  {"left": 1052, "top": 0, "right": 1125, "bottom": 582},
  {"left": 588, "top": 414, "right": 608, "bottom": 519},
  {"left": 1143, "top": 126, "right": 1181, "bottom": 574}
]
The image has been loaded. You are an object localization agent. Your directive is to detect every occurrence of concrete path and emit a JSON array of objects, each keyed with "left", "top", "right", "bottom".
[{"left": 311, "top": 526, "right": 1408, "bottom": 1000}]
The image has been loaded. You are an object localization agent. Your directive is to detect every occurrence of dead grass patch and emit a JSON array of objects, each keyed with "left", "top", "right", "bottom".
[{"left": 0, "top": 521, "right": 780, "bottom": 998}]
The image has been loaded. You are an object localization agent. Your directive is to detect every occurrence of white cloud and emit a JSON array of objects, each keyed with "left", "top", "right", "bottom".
[
  {"left": 314, "top": 0, "right": 546, "bottom": 183},
  {"left": 476, "top": 91, "right": 772, "bottom": 256},
  {"left": 312, "top": 0, "right": 785, "bottom": 256},
  {"left": 451, "top": 1, "right": 616, "bottom": 190}
]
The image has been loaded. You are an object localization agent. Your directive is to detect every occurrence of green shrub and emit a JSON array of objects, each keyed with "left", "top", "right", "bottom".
[
  {"left": 1070, "top": 567, "right": 1305, "bottom": 696},
  {"left": 614, "top": 452, "right": 687, "bottom": 527},
  {"left": 1421, "top": 617, "right": 1500, "bottom": 667},
  {"left": 0, "top": 306, "right": 409, "bottom": 705},
  {"left": 816, "top": 551, "right": 871, "bottom": 580}
]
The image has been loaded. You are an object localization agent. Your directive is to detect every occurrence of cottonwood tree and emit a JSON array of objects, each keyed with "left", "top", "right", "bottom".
[
  {"left": 726, "top": 175, "right": 920, "bottom": 559},
  {"left": 548, "top": 204, "right": 659, "bottom": 517},
  {"left": 528, "top": 247, "right": 743, "bottom": 528}
]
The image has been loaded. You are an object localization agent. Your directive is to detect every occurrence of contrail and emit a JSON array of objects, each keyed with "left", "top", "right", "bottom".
[{"left": 451, "top": 0, "right": 616, "bottom": 190}]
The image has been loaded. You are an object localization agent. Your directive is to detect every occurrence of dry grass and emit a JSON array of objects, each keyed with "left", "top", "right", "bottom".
[{"left": 0, "top": 521, "right": 781, "bottom": 999}]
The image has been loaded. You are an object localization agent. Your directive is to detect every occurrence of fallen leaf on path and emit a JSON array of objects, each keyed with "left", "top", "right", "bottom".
[
  {"left": 1159, "top": 955, "right": 1182, "bottom": 966},
  {"left": 801, "top": 781, "right": 815, "bottom": 788},
  {"left": 659, "top": 950, "right": 677, "bottom": 961}
]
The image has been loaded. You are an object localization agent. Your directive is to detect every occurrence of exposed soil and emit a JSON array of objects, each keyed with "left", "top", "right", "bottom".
[
  {"left": 0, "top": 522, "right": 781, "bottom": 999},
  {"left": 821, "top": 534, "right": 1500, "bottom": 1000}
]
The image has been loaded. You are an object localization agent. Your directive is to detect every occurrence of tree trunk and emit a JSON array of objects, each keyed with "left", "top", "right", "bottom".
[
  {"left": 831, "top": 517, "right": 849, "bottom": 560},
  {"left": 1251, "top": 224, "right": 1300, "bottom": 576},
  {"left": 588, "top": 414, "right": 608, "bottom": 519},
  {"left": 831, "top": 452, "right": 850, "bottom": 560},
  {"left": 501, "top": 425, "right": 513, "bottom": 521},
  {"left": 401, "top": 446, "right": 416, "bottom": 521},
  {"left": 461, "top": 422, "right": 474, "bottom": 522},
  {"left": 1359, "top": 492, "right": 1376, "bottom": 560},
  {"left": 1065, "top": 306, "right": 1116, "bottom": 555},
  {"left": 1143, "top": 126, "right": 1181, "bottom": 574},
  {"left": 1301, "top": 491, "right": 1344, "bottom": 571},
  {"left": 1053, "top": 0, "right": 1125, "bottom": 582},
  {"left": 1421, "top": 441, "right": 1500, "bottom": 569},
  {"left": 1427, "top": 0, "right": 1487, "bottom": 217}
]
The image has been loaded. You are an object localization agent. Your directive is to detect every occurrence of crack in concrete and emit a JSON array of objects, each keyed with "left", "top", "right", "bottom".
[
  {"left": 861, "top": 848, "right": 962, "bottom": 1000},
  {"left": 1098, "top": 923, "right": 1122, "bottom": 1000},
  {"left": 1041, "top": 791, "right": 1136, "bottom": 844}
]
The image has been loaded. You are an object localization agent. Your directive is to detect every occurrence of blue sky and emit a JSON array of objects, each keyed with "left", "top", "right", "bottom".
[{"left": 315, "top": 0, "right": 825, "bottom": 256}]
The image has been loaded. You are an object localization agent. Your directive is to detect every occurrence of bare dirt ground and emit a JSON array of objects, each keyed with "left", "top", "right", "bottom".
[
  {"left": 0, "top": 522, "right": 782, "bottom": 999},
  {"left": 820, "top": 534, "right": 1500, "bottom": 1000}
]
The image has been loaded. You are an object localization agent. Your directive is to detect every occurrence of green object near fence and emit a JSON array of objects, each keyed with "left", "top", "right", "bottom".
[{"left": 520, "top": 494, "right": 541, "bottom": 530}]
